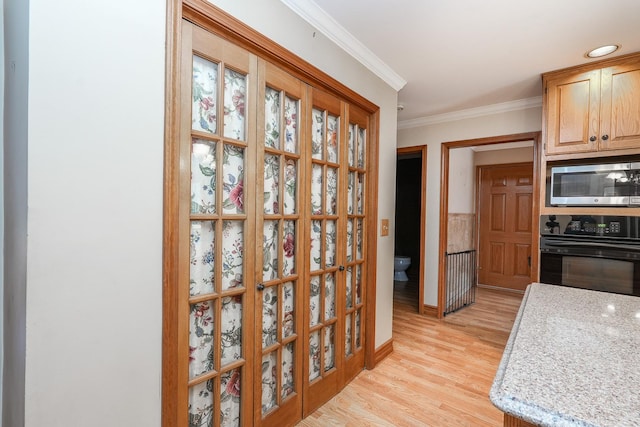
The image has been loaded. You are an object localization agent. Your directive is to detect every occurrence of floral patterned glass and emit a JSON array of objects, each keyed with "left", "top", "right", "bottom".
[
  {"left": 325, "top": 220, "right": 336, "bottom": 268},
  {"left": 189, "top": 301, "right": 215, "bottom": 379},
  {"left": 356, "top": 264, "right": 362, "bottom": 305},
  {"left": 325, "top": 167, "right": 337, "bottom": 215},
  {"left": 309, "top": 276, "right": 321, "bottom": 326},
  {"left": 222, "top": 145, "right": 244, "bottom": 214},
  {"left": 220, "top": 369, "right": 241, "bottom": 426},
  {"left": 282, "top": 342, "right": 295, "bottom": 399},
  {"left": 357, "top": 173, "right": 365, "bottom": 215},
  {"left": 190, "top": 221, "right": 215, "bottom": 297},
  {"left": 346, "top": 219, "right": 354, "bottom": 263},
  {"left": 283, "top": 159, "right": 297, "bottom": 214},
  {"left": 345, "top": 267, "right": 353, "bottom": 309},
  {"left": 311, "top": 108, "right": 324, "bottom": 160},
  {"left": 356, "top": 219, "right": 363, "bottom": 261},
  {"left": 284, "top": 96, "right": 298, "bottom": 153},
  {"left": 222, "top": 220, "right": 243, "bottom": 290},
  {"left": 282, "top": 281, "right": 294, "bottom": 337},
  {"left": 191, "top": 139, "right": 217, "bottom": 215},
  {"left": 357, "top": 127, "right": 366, "bottom": 168},
  {"left": 263, "top": 221, "right": 278, "bottom": 282},
  {"left": 324, "top": 273, "right": 336, "bottom": 320},
  {"left": 310, "top": 221, "right": 321, "bottom": 271},
  {"left": 324, "top": 325, "right": 335, "bottom": 372},
  {"left": 348, "top": 123, "right": 355, "bottom": 167},
  {"left": 355, "top": 310, "right": 362, "bottom": 348},
  {"left": 263, "top": 154, "right": 279, "bottom": 214},
  {"left": 345, "top": 313, "right": 352, "bottom": 357},
  {"left": 326, "top": 114, "right": 339, "bottom": 163},
  {"left": 264, "top": 87, "right": 280, "bottom": 149},
  {"left": 347, "top": 172, "right": 355, "bottom": 215},
  {"left": 192, "top": 55, "right": 218, "bottom": 134},
  {"left": 262, "top": 286, "right": 277, "bottom": 348},
  {"left": 189, "top": 380, "right": 213, "bottom": 427},
  {"left": 221, "top": 296, "right": 242, "bottom": 366},
  {"left": 223, "top": 68, "right": 246, "bottom": 141},
  {"left": 282, "top": 221, "right": 295, "bottom": 277},
  {"left": 309, "top": 330, "right": 321, "bottom": 381},
  {"left": 310, "top": 164, "right": 323, "bottom": 215},
  {"left": 261, "top": 352, "right": 277, "bottom": 414}
]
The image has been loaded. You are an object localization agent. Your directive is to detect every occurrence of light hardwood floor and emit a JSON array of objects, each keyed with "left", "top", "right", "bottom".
[{"left": 297, "top": 278, "right": 523, "bottom": 426}]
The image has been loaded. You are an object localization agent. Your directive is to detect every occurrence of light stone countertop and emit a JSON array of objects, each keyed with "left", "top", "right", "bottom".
[{"left": 490, "top": 282, "right": 640, "bottom": 427}]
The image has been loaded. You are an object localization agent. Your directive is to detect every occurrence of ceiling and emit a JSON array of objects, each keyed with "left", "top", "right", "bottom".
[{"left": 283, "top": 0, "right": 640, "bottom": 124}]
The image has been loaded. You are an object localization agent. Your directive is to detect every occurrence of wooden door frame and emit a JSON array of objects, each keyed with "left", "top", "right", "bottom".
[
  {"left": 438, "top": 132, "right": 541, "bottom": 318},
  {"left": 475, "top": 161, "right": 535, "bottom": 291},
  {"left": 162, "top": 1, "right": 381, "bottom": 425},
  {"left": 395, "top": 146, "right": 427, "bottom": 315}
]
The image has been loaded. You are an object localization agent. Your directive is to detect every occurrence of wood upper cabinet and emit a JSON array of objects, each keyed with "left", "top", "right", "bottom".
[{"left": 543, "top": 53, "right": 640, "bottom": 156}]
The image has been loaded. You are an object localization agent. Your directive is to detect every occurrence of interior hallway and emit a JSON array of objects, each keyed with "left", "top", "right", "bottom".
[{"left": 297, "top": 273, "right": 524, "bottom": 426}]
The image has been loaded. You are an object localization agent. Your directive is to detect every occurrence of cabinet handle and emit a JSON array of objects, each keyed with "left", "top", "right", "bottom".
[
  {"left": 602, "top": 134, "right": 609, "bottom": 140},
  {"left": 589, "top": 136, "right": 597, "bottom": 142}
]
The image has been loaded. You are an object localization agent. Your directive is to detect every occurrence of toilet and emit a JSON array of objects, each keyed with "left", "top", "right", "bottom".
[{"left": 393, "top": 256, "right": 411, "bottom": 281}]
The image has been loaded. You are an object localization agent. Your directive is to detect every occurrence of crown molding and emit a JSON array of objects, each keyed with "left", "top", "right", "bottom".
[
  {"left": 280, "top": 0, "right": 407, "bottom": 91},
  {"left": 398, "top": 96, "right": 543, "bottom": 130}
]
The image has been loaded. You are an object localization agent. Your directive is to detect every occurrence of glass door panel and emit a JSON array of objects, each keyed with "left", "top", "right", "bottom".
[
  {"left": 255, "top": 60, "right": 305, "bottom": 427},
  {"left": 182, "top": 22, "right": 254, "bottom": 427}
]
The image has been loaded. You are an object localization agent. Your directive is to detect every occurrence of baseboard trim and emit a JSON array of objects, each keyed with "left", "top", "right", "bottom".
[
  {"left": 423, "top": 305, "right": 438, "bottom": 318},
  {"left": 373, "top": 338, "right": 393, "bottom": 365},
  {"left": 477, "top": 283, "right": 526, "bottom": 294}
]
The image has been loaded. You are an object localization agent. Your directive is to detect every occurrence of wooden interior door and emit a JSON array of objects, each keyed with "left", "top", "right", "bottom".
[
  {"left": 478, "top": 163, "right": 533, "bottom": 291},
  {"left": 254, "top": 60, "right": 306, "bottom": 427},
  {"left": 181, "top": 22, "right": 257, "bottom": 427},
  {"left": 303, "top": 88, "right": 366, "bottom": 415}
]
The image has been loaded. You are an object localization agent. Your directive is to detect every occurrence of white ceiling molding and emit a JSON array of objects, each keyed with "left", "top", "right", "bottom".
[
  {"left": 397, "top": 96, "right": 543, "bottom": 130},
  {"left": 280, "top": 0, "right": 407, "bottom": 91}
]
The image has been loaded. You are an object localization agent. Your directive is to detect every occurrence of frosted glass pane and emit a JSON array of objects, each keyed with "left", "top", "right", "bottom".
[
  {"left": 192, "top": 55, "right": 218, "bottom": 134},
  {"left": 223, "top": 68, "right": 246, "bottom": 140},
  {"left": 191, "top": 139, "right": 216, "bottom": 214}
]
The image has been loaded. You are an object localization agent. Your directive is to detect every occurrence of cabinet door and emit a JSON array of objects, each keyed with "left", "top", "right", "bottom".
[
  {"left": 599, "top": 59, "right": 640, "bottom": 151},
  {"left": 545, "top": 70, "right": 600, "bottom": 155}
]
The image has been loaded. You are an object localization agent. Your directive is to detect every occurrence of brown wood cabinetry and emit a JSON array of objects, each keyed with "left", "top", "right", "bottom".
[{"left": 543, "top": 53, "right": 640, "bottom": 156}]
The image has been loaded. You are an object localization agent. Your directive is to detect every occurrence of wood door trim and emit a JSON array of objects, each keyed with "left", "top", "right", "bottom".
[
  {"left": 396, "top": 145, "right": 427, "bottom": 316},
  {"left": 438, "top": 132, "right": 541, "bottom": 318}
]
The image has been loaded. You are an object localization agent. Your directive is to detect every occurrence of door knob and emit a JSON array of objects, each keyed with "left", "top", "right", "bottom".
[
  {"left": 257, "top": 283, "right": 265, "bottom": 291},
  {"left": 602, "top": 135, "right": 609, "bottom": 140},
  {"left": 338, "top": 265, "right": 345, "bottom": 271}
]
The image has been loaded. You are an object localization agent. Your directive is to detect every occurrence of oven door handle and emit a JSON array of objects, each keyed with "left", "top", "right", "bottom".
[{"left": 543, "top": 240, "right": 640, "bottom": 252}]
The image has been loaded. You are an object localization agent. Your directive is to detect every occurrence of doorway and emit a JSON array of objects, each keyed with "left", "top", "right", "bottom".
[
  {"left": 438, "top": 133, "right": 541, "bottom": 317},
  {"left": 394, "top": 146, "right": 426, "bottom": 314}
]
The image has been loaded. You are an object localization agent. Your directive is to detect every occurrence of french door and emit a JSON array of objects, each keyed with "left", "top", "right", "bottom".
[
  {"left": 172, "top": 19, "right": 372, "bottom": 427},
  {"left": 303, "top": 89, "right": 368, "bottom": 415}
]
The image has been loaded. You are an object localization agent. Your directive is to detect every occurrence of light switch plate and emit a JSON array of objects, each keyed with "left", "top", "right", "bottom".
[{"left": 381, "top": 219, "right": 389, "bottom": 236}]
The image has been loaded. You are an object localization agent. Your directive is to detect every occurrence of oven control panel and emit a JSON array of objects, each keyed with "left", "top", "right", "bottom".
[{"left": 541, "top": 215, "right": 639, "bottom": 239}]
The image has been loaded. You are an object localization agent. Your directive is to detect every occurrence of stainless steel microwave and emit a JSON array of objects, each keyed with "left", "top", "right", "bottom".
[{"left": 550, "top": 162, "right": 640, "bottom": 206}]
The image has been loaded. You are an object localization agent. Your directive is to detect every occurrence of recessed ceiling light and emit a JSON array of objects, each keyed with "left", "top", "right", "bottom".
[{"left": 586, "top": 45, "right": 620, "bottom": 58}]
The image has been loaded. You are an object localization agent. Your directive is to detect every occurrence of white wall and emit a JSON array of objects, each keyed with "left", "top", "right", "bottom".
[
  {"left": 3, "top": 0, "right": 28, "bottom": 424},
  {"left": 0, "top": 0, "right": 5, "bottom": 420},
  {"left": 448, "top": 147, "right": 475, "bottom": 213},
  {"left": 208, "top": 0, "right": 399, "bottom": 347},
  {"left": 22, "top": 1, "right": 166, "bottom": 425},
  {"left": 398, "top": 107, "right": 542, "bottom": 306}
]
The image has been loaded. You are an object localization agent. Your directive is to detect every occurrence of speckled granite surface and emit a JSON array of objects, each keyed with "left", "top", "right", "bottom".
[{"left": 490, "top": 283, "right": 640, "bottom": 427}]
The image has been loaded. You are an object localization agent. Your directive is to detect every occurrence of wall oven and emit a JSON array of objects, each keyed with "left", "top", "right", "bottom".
[{"left": 540, "top": 215, "right": 640, "bottom": 296}]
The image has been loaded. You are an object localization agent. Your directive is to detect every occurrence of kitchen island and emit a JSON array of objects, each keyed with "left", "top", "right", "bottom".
[{"left": 490, "top": 282, "right": 640, "bottom": 427}]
